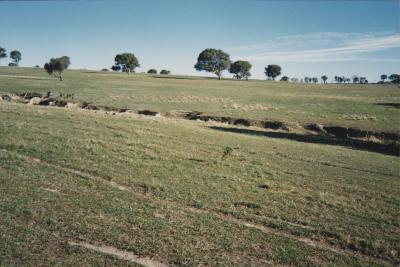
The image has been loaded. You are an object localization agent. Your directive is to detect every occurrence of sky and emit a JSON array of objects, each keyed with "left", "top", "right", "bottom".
[{"left": 0, "top": 0, "right": 399, "bottom": 82}]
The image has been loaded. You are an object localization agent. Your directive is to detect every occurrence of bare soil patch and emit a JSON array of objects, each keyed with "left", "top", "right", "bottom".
[{"left": 69, "top": 241, "right": 168, "bottom": 267}]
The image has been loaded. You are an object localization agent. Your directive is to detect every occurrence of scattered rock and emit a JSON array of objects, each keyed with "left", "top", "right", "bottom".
[
  {"left": 54, "top": 100, "right": 68, "bottom": 107},
  {"left": 18, "top": 92, "right": 43, "bottom": 99},
  {"left": 38, "top": 98, "right": 52, "bottom": 106},
  {"left": 28, "top": 97, "right": 42, "bottom": 105},
  {"left": 11, "top": 95, "right": 21, "bottom": 102},
  {"left": 82, "top": 103, "right": 98, "bottom": 110},
  {"left": 138, "top": 110, "right": 160, "bottom": 116},
  {"left": 182, "top": 111, "right": 202, "bottom": 120},
  {"left": 66, "top": 102, "right": 79, "bottom": 109},
  {"left": 234, "top": 118, "right": 251, "bottom": 126},
  {"left": 305, "top": 123, "right": 325, "bottom": 133},
  {"left": 258, "top": 184, "right": 270, "bottom": 190},
  {"left": 1, "top": 95, "right": 11, "bottom": 102}
]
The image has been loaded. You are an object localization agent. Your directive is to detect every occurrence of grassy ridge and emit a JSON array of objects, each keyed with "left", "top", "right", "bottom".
[
  {"left": 1, "top": 67, "right": 399, "bottom": 133},
  {"left": 0, "top": 102, "right": 399, "bottom": 265}
]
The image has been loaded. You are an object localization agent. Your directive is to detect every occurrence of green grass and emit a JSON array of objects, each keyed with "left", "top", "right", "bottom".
[
  {"left": 1, "top": 67, "right": 399, "bottom": 133},
  {"left": 1, "top": 102, "right": 399, "bottom": 266},
  {"left": 0, "top": 67, "right": 399, "bottom": 266}
]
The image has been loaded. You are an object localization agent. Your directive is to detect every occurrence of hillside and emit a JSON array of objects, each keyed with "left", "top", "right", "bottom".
[{"left": 0, "top": 67, "right": 399, "bottom": 266}]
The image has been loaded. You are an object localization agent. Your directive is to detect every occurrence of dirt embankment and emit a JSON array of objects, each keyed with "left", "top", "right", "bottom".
[{"left": 2, "top": 92, "right": 399, "bottom": 156}]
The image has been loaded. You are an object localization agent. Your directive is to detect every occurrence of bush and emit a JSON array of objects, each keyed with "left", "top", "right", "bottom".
[
  {"left": 147, "top": 69, "right": 157, "bottom": 74},
  {"left": 160, "top": 69, "right": 170, "bottom": 74},
  {"left": 8, "top": 62, "right": 17, "bottom": 67},
  {"left": 101, "top": 68, "right": 109, "bottom": 71}
]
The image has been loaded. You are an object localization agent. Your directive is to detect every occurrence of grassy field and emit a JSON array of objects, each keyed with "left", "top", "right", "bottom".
[
  {"left": 0, "top": 67, "right": 399, "bottom": 266},
  {"left": 1, "top": 67, "right": 399, "bottom": 133}
]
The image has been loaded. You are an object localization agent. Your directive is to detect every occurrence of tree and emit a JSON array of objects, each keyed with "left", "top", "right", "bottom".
[
  {"left": 160, "top": 69, "right": 170, "bottom": 74},
  {"left": 10, "top": 50, "right": 21, "bottom": 66},
  {"left": 280, "top": 76, "right": 289, "bottom": 82},
  {"left": 0, "top": 47, "right": 6, "bottom": 65},
  {"left": 111, "top": 65, "right": 121, "bottom": 71},
  {"left": 359, "top": 77, "right": 367, "bottom": 84},
  {"left": 380, "top": 74, "right": 387, "bottom": 82},
  {"left": 112, "top": 53, "right": 140, "bottom": 74},
  {"left": 321, "top": 75, "right": 328, "bottom": 84},
  {"left": 290, "top": 77, "right": 299, "bottom": 83},
  {"left": 389, "top": 74, "right": 400, "bottom": 84},
  {"left": 194, "top": 48, "right": 230, "bottom": 80},
  {"left": 312, "top": 77, "right": 318, "bottom": 83},
  {"left": 351, "top": 75, "right": 359, "bottom": 84},
  {"left": 147, "top": 69, "right": 157, "bottom": 74},
  {"left": 229, "top": 60, "right": 252, "bottom": 80},
  {"left": 43, "top": 56, "right": 71, "bottom": 81},
  {"left": 264, "top": 65, "right": 281, "bottom": 80}
]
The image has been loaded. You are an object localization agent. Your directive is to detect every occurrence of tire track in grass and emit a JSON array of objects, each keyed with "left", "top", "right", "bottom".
[
  {"left": 0, "top": 148, "right": 393, "bottom": 266},
  {"left": 69, "top": 241, "right": 168, "bottom": 267}
]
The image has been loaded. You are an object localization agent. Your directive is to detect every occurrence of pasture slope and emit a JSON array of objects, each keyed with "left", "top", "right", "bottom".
[{"left": 0, "top": 67, "right": 399, "bottom": 266}]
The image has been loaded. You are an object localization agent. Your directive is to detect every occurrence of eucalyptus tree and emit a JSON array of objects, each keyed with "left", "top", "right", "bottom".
[
  {"left": 194, "top": 48, "right": 230, "bottom": 80},
  {"left": 229, "top": 60, "right": 252, "bottom": 80},
  {"left": 264, "top": 64, "right": 281, "bottom": 80},
  {"left": 44, "top": 56, "right": 71, "bottom": 81}
]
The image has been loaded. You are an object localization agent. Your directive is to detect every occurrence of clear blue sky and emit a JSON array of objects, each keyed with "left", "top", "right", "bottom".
[{"left": 0, "top": 0, "right": 399, "bottom": 81}]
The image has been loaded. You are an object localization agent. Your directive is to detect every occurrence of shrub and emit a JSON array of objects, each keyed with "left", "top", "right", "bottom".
[{"left": 160, "top": 69, "right": 170, "bottom": 74}]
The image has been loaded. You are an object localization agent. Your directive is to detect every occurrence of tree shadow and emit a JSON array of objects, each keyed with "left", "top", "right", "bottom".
[
  {"left": 375, "top": 103, "right": 400, "bottom": 109},
  {"left": 209, "top": 126, "right": 399, "bottom": 156},
  {"left": 152, "top": 76, "right": 216, "bottom": 81},
  {"left": 0, "top": 75, "right": 49, "bottom": 81}
]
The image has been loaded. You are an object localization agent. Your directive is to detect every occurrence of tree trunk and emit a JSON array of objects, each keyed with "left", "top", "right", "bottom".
[{"left": 59, "top": 72, "right": 63, "bottom": 81}]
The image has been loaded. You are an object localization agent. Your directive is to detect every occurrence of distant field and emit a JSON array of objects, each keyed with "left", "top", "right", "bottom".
[
  {"left": 1, "top": 67, "right": 399, "bottom": 133},
  {"left": 0, "top": 67, "right": 399, "bottom": 266}
]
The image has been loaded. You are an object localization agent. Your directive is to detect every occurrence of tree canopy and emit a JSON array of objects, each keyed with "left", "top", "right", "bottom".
[
  {"left": 44, "top": 56, "right": 71, "bottom": 81},
  {"left": 229, "top": 60, "right": 252, "bottom": 80},
  {"left": 113, "top": 53, "right": 140, "bottom": 74},
  {"left": 10, "top": 50, "right": 21, "bottom": 66},
  {"left": 264, "top": 65, "right": 281, "bottom": 80},
  {"left": 0, "top": 47, "right": 6, "bottom": 64},
  {"left": 194, "top": 48, "right": 230, "bottom": 80},
  {"left": 147, "top": 69, "right": 157, "bottom": 74},
  {"left": 160, "top": 69, "right": 170, "bottom": 74},
  {"left": 389, "top": 74, "right": 399, "bottom": 84}
]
